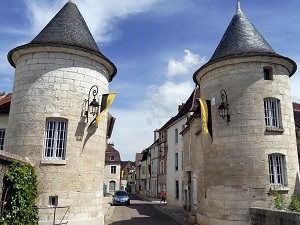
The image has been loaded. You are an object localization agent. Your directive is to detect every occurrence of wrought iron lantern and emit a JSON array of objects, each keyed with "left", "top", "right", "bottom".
[
  {"left": 218, "top": 89, "right": 230, "bottom": 124},
  {"left": 85, "top": 85, "right": 100, "bottom": 123}
]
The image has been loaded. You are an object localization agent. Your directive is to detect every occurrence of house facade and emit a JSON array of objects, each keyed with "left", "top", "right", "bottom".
[
  {"left": 104, "top": 144, "right": 121, "bottom": 195},
  {"left": 0, "top": 93, "right": 11, "bottom": 151},
  {"left": 149, "top": 138, "right": 159, "bottom": 198},
  {"left": 4, "top": 2, "right": 117, "bottom": 225}
]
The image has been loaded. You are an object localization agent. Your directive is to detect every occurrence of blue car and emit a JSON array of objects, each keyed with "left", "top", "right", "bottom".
[{"left": 112, "top": 190, "right": 130, "bottom": 206}]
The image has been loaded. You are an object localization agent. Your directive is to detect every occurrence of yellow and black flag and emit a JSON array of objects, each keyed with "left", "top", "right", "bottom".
[
  {"left": 199, "top": 98, "right": 213, "bottom": 139},
  {"left": 89, "top": 93, "right": 116, "bottom": 127},
  {"left": 95, "top": 93, "right": 117, "bottom": 126}
]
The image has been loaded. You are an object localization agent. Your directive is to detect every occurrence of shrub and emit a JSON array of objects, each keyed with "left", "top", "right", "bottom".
[
  {"left": 273, "top": 191, "right": 285, "bottom": 210},
  {"left": 2, "top": 161, "right": 38, "bottom": 225},
  {"left": 287, "top": 195, "right": 300, "bottom": 212}
]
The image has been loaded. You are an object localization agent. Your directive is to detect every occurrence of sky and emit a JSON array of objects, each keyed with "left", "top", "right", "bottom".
[{"left": 1, "top": 0, "right": 300, "bottom": 161}]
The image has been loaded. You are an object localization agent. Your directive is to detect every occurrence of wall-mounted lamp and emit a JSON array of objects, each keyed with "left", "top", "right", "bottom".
[
  {"left": 218, "top": 89, "right": 230, "bottom": 125},
  {"left": 85, "top": 85, "right": 100, "bottom": 123}
]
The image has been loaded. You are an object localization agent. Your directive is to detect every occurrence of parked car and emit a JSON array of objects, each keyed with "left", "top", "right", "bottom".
[{"left": 112, "top": 190, "right": 130, "bottom": 206}]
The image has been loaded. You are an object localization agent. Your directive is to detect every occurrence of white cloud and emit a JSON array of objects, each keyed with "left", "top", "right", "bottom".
[
  {"left": 146, "top": 80, "right": 194, "bottom": 118},
  {"left": 109, "top": 80, "right": 195, "bottom": 160},
  {"left": 109, "top": 107, "right": 160, "bottom": 160},
  {"left": 23, "top": 0, "right": 162, "bottom": 43},
  {"left": 167, "top": 50, "right": 205, "bottom": 77}
]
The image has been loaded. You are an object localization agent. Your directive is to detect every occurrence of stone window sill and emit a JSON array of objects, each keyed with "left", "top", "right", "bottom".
[
  {"left": 40, "top": 160, "right": 66, "bottom": 165},
  {"left": 269, "top": 185, "right": 289, "bottom": 193},
  {"left": 265, "top": 127, "right": 284, "bottom": 133}
]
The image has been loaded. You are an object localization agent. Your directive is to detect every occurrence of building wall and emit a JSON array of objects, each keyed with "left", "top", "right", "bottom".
[
  {"left": 0, "top": 116, "right": 8, "bottom": 129},
  {"left": 167, "top": 118, "right": 185, "bottom": 207},
  {"left": 150, "top": 145, "right": 159, "bottom": 198},
  {"left": 195, "top": 58, "right": 300, "bottom": 225},
  {"left": 5, "top": 51, "right": 110, "bottom": 225},
  {"left": 103, "top": 163, "right": 120, "bottom": 194}
]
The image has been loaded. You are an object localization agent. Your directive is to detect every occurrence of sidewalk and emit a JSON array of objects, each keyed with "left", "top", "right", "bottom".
[{"left": 138, "top": 195, "right": 195, "bottom": 225}]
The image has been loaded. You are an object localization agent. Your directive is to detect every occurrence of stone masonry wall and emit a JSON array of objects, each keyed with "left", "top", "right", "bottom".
[
  {"left": 250, "top": 207, "right": 300, "bottom": 225},
  {"left": 195, "top": 58, "right": 299, "bottom": 225},
  {"left": 5, "top": 51, "right": 110, "bottom": 225},
  {"left": 103, "top": 164, "right": 121, "bottom": 195}
]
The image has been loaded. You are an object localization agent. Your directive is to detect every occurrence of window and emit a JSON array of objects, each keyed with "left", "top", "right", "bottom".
[
  {"left": 175, "top": 128, "right": 178, "bottom": 144},
  {"left": 175, "top": 180, "right": 179, "bottom": 199},
  {"left": 109, "top": 181, "right": 116, "bottom": 191},
  {"left": 49, "top": 196, "right": 58, "bottom": 207},
  {"left": 44, "top": 119, "right": 67, "bottom": 160},
  {"left": 269, "top": 154, "right": 286, "bottom": 187},
  {"left": 264, "top": 67, "right": 273, "bottom": 80},
  {"left": 0, "top": 129, "right": 5, "bottom": 150},
  {"left": 142, "top": 166, "right": 145, "bottom": 174},
  {"left": 160, "top": 161, "right": 164, "bottom": 174},
  {"left": 264, "top": 98, "right": 281, "bottom": 129},
  {"left": 110, "top": 155, "right": 115, "bottom": 161},
  {"left": 111, "top": 166, "right": 116, "bottom": 174},
  {"left": 175, "top": 153, "right": 178, "bottom": 171}
]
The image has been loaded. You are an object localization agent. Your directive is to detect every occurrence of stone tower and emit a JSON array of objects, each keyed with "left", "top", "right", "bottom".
[
  {"left": 193, "top": 2, "right": 299, "bottom": 225},
  {"left": 6, "top": 1, "right": 116, "bottom": 225}
]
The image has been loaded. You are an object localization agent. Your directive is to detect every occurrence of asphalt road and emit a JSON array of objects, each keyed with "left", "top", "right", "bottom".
[{"left": 106, "top": 194, "right": 185, "bottom": 225}]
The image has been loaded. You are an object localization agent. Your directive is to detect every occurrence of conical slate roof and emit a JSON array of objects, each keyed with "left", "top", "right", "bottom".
[
  {"left": 209, "top": 1, "right": 275, "bottom": 62},
  {"left": 8, "top": 1, "right": 117, "bottom": 80},
  {"left": 31, "top": 1, "right": 100, "bottom": 53},
  {"left": 193, "top": 1, "right": 296, "bottom": 82}
]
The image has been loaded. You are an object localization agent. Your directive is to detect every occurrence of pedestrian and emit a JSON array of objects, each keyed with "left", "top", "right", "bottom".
[{"left": 160, "top": 190, "right": 166, "bottom": 203}]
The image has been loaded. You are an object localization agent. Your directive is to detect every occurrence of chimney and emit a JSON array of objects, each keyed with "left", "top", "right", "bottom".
[
  {"left": 153, "top": 129, "right": 159, "bottom": 142},
  {"left": 178, "top": 103, "right": 185, "bottom": 112}
]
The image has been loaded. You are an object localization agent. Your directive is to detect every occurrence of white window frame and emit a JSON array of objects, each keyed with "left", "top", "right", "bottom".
[
  {"left": 111, "top": 166, "right": 116, "bottom": 174},
  {"left": 0, "top": 129, "right": 5, "bottom": 150},
  {"left": 264, "top": 98, "right": 281, "bottom": 129},
  {"left": 268, "top": 154, "right": 286, "bottom": 188},
  {"left": 43, "top": 119, "right": 67, "bottom": 160}
]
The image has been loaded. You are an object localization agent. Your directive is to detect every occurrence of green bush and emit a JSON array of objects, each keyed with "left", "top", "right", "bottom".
[
  {"left": 2, "top": 161, "right": 38, "bottom": 225},
  {"left": 273, "top": 191, "right": 285, "bottom": 210},
  {"left": 287, "top": 195, "right": 300, "bottom": 212}
]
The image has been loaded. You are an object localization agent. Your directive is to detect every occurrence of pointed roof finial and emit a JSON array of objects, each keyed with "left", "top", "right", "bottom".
[{"left": 236, "top": 0, "right": 242, "bottom": 14}]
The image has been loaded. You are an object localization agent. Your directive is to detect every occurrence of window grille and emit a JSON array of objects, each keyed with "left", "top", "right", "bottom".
[
  {"left": 44, "top": 119, "right": 67, "bottom": 160},
  {"left": 269, "top": 154, "right": 285, "bottom": 186},
  {"left": 0, "top": 129, "right": 5, "bottom": 150},
  {"left": 264, "top": 98, "right": 280, "bottom": 128}
]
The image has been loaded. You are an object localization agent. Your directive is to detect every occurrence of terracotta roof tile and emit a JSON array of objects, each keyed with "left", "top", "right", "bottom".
[
  {"left": 294, "top": 102, "right": 300, "bottom": 127},
  {"left": 0, "top": 93, "right": 12, "bottom": 114},
  {"left": 293, "top": 102, "right": 300, "bottom": 111},
  {"left": 105, "top": 144, "right": 121, "bottom": 163}
]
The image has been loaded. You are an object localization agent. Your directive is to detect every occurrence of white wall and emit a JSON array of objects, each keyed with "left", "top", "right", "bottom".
[{"left": 166, "top": 117, "right": 186, "bottom": 206}]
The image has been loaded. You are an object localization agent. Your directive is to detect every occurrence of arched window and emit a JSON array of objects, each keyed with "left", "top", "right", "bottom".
[{"left": 109, "top": 180, "right": 116, "bottom": 191}]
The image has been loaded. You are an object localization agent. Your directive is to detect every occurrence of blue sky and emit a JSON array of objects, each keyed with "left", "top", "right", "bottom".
[{"left": 1, "top": 0, "right": 300, "bottom": 161}]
